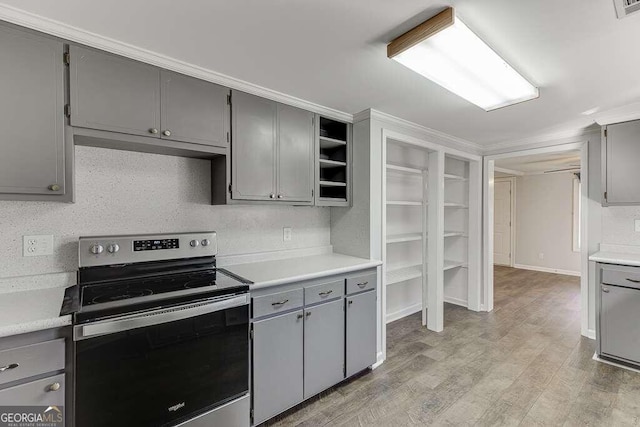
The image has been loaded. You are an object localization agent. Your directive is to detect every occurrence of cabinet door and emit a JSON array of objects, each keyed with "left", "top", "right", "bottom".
[
  {"left": 601, "top": 285, "right": 640, "bottom": 363},
  {"left": 0, "top": 26, "right": 65, "bottom": 195},
  {"left": 160, "top": 71, "right": 229, "bottom": 147},
  {"left": 252, "top": 310, "right": 303, "bottom": 425},
  {"left": 346, "top": 290, "right": 377, "bottom": 377},
  {"left": 0, "top": 373, "right": 65, "bottom": 406},
  {"left": 606, "top": 120, "right": 640, "bottom": 204},
  {"left": 304, "top": 299, "right": 345, "bottom": 399},
  {"left": 70, "top": 46, "right": 161, "bottom": 137},
  {"left": 277, "top": 104, "right": 314, "bottom": 202},
  {"left": 231, "top": 91, "right": 277, "bottom": 201}
]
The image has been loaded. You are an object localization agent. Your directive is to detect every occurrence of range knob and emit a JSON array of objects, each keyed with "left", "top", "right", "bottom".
[
  {"left": 190, "top": 239, "right": 200, "bottom": 247},
  {"left": 89, "top": 244, "right": 104, "bottom": 255},
  {"left": 107, "top": 243, "right": 120, "bottom": 254},
  {"left": 201, "top": 239, "right": 210, "bottom": 247}
]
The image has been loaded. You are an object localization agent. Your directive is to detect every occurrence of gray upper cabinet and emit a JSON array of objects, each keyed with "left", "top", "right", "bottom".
[
  {"left": 277, "top": 104, "right": 314, "bottom": 203},
  {"left": 304, "top": 299, "right": 345, "bottom": 399},
  {"left": 70, "top": 46, "right": 161, "bottom": 137},
  {"left": 603, "top": 120, "right": 640, "bottom": 205},
  {"left": 252, "top": 310, "right": 304, "bottom": 425},
  {"left": 0, "top": 25, "right": 66, "bottom": 196},
  {"left": 231, "top": 91, "right": 278, "bottom": 201},
  {"left": 346, "top": 290, "right": 377, "bottom": 377},
  {"left": 160, "top": 71, "right": 229, "bottom": 148}
]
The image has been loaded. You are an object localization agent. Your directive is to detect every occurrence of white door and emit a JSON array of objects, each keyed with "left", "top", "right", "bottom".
[{"left": 494, "top": 180, "right": 512, "bottom": 266}]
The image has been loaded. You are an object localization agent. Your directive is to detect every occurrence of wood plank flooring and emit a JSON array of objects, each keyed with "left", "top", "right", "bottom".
[{"left": 264, "top": 267, "right": 640, "bottom": 426}]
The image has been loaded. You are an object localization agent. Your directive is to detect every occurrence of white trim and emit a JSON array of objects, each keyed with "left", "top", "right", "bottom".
[
  {"left": 385, "top": 302, "right": 422, "bottom": 324},
  {"left": 0, "top": 3, "right": 352, "bottom": 123},
  {"left": 513, "top": 264, "right": 581, "bottom": 277},
  {"left": 591, "top": 101, "right": 640, "bottom": 126},
  {"left": 494, "top": 177, "right": 516, "bottom": 268},
  {"left": 372, "top": 351, "right": 385, "bottom": 369},
  {"left": 494, "top": 167, "right": 525, "bottom": 176},
  {"left": 444, "top": 296, "right": 468, "bottom": 307},
  {"left": 484, "top": 128, "right": 600, "bottom": 155},
  {"left": 586, "top": 329, "right": 596, "bottom": 340}
]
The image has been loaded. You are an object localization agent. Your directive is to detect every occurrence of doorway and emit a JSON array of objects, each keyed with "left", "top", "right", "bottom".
[{"left": 493, "top": 178, "right": 514, "bottom": 266}]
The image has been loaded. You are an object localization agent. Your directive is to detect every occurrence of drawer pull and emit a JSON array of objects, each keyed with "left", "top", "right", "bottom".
[
  {"left": 348, "top": 300, "right": 353, "bottom": 306},
  {"left": 626, "top": 278, "right": 640, "bottom": 284},
  {"left": 297, "top": 313, "right": 304, "bottom": 320},
  {"left": 0, "top": 363, "right": 19, "bottom": 373},
  {"left": 271, "top": 299, "right": 289, "bottom": 307},
  {"left": 306, "top": 311, "right": 311, "bottom": 317},
  {"left": 318, "top": 290, "right": 333, "bottom": 297},
  {"left": 47, "top": 382, "right": 61, "bottom": 392},
  {"left": 357, "top": 282, "right": 369, "bottom": 288},
  {"left": 602, "top": 286, "right": 610, "bottom": 293}
]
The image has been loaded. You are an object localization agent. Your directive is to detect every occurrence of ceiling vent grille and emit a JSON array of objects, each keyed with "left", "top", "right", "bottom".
[{"left": 614, "top": 0, "right": 640, "bottom": 18}]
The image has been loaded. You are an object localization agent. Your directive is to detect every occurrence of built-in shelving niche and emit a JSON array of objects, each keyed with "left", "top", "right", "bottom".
[
  {"left": 384, "top": 140, "right": 430, "bottom": 325},
  {"left": 316, "top": 117, "right": 350, "bottom": 205}
]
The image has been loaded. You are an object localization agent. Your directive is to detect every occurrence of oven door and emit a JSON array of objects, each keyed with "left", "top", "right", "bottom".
[{"left": 74, "top": 294, "right": 249, "bottom": 427}]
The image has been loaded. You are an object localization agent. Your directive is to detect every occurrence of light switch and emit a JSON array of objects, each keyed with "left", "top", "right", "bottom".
[
  {"left": 635, "top": 220, "right": 640, "bottom": 232},
  {"left": 283, "top": 227, "right": 292, "bottom": 242},
  {"left": 23, "top": 235, "right": 54, "bottom": 257}
]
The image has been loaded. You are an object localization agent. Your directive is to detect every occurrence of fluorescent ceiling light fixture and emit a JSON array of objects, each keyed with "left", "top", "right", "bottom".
[{"left": 387, "top": 7, "right": 539, "bottom": 111}]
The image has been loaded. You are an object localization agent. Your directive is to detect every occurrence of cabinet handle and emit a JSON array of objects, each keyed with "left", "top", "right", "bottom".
[
  {"left": 626, "top": 278, "right": 640, "bottom": 284},
  {"left": 0, "top": 363, "right": 18, "bottom": 373},
  {"left": 47, "top": 382, "right": 61, "bottom": 392},
  {"left": 297, "top": 313, "right": 304, "bottom": 320},
  {"left": 318, "top": 290, "right": 333, "bottom": 297},
  {"left": 348, "top": 300, "right": 353, "bottom": 306},
  {"left": 306, "top": 311, "right": 311, "bottom": 317},
  {"left": 357, "top": 282, "right": 369, "bottom": 288},
  {"left": 271, "top": 299, "right": 289, "bottom": 307},
  {"left": 602, "top": 286, "right": 610, "bottom": 293},
  {"left": 277, "top": 194, "right": 283, "bottom": 199},
  {"left": 48, "top": 184, "right": 61, "bottom": 192},
  {"left": 163, "top": 130, "right": 171, "bottom": 137},
  {"left": 149, "top": 128, "right": 158, "bottom": 134},
  {"left": 269, "top": 194, "right": 276, "bottom": 199}
]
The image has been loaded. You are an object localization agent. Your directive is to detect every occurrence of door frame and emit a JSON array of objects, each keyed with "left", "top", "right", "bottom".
[
  {"left": 493, "top": 176, "right": 516, "bottom": 268},
  {"left": 483, "top": 142, "right": 590, "bottom": 338}
]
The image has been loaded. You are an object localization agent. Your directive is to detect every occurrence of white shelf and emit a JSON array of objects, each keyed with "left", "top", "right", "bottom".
[
  {"left": 386, "top": 163, "right": 423, "bottom": 176},
  {"left": 444, "top": 260, "right": 468, "bottom": 271},
  {"left": 386, "top": 200, "right": 423, "bottom": 206},
  {"left": 319, "top": 159, "right": 347, "bottom": 168},
  {"left": 444, "top": 231, "right": 467, "bottom": 238},
  {"left": 445, "top": 173, "right": 468, "bottom": 181},
  {"left": 319, "top": 136, "right": 347, "bottom": 148},
  {"left": 386, "top": 264, "right": 423, "bottom": 285},
  {"left": 319, "top": 180, "right": 347, "bottom": 187},
  {"left": 444, "top": 202, "right": 469, "bottom": 209},
  {"left": 386, "top": 233, "right": 423, "bottom": 244}
]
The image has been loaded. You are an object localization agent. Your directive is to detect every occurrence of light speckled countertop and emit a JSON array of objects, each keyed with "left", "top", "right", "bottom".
[
  {"left": 589, "top": 251, "right": 640, "bottom": 267},
  {"left": 0, "top": 286, "right": 71, "bottom": 338},
  {"left": 225, "top": 252, "right": 381, "bottom": 289}
]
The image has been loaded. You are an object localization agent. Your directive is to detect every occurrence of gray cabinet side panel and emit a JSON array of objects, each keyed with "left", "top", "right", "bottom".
[
  {"left": 346, "top": 290, "right": 377, "bottom": 377},
  {"left": 231, "top": 91, "right": 277, "bottom": 200},
  {"left": 601, "top": 285, "right": 640, "bottom": 364},
  {"left": 606, "top": 120, "right": 640, "bottom": 204},
  {"left": 277, "top": 104, "right": 314, "bottom": 202},
  {"left": 0, "top": 26, "right": 65, "bottom": 195},
  {"left": 252, "top": 310, "right": 304, "bottom": 424},
  {"left": 160, "top": 70, "right": 229, "bottom": 148},
  {"left": 304, "top": 299, "right": 345, "bottom": 399},
  {"left": 70, "top": 46, "right": 161, "bottom": 137}
]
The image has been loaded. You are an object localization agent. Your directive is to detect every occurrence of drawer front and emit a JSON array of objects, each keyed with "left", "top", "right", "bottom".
[
  {"left": 346, "top": 273, "right": 376, "bottom": 295},
  {"left": 253, "top": 288, "right": 304, "bottom": 319},
  {"left": 602, "top": 265, "right": 640, "bottom": 289},
  {"left": 0, "top": 339, "right": 65, "bottom": 386},
  {"left": 304, "top": 280, "right": 344, "bottom": 305},
  {"left": 0, "top": 373, "right": 65, "bottom": 406}
]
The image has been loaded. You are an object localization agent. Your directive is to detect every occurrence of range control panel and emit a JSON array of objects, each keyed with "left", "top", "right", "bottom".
[{"left": 79, "top": 232, "right": 217, "bottom": 268}]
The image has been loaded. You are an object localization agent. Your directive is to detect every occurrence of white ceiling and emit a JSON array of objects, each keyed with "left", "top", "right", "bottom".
[
  {"left": 2, "top": 0, "right": 640, "bottom": 146},
  {"left": 495, "top": 150, "right": 581, "bottom": 174}
]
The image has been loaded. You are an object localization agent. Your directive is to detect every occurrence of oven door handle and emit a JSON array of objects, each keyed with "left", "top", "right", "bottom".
[{"left": 74, "top": 294, "right": 249, "bottom": 341}]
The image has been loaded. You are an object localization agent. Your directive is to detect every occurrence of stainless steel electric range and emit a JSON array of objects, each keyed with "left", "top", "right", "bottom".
[{"left": 66, "top": 232, "right": 251, "bottom": 427}]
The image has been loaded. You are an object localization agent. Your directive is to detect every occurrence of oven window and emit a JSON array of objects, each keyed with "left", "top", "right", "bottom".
[{"left": 75, "top": 305, "right": 249, "bottom": 427}]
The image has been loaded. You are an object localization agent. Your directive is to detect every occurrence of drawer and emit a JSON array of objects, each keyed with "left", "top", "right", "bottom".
[
  {"left": 346, "top": 272, "right": 376, "bottom": 295},
  {"left": 253, "top": 288, "right": 304, "bottom": 319},
  {"left": 0, "top": 373, "right": 65, "bottom": 406},
  {"left": 304, "top": 280, "right": 344, "bottom": 305},
  {"left": 0, "top": 339, "right": 65, "bottom": 386},
  {"left": 602, "top": 265, "right": 640, "bottom": 289}
]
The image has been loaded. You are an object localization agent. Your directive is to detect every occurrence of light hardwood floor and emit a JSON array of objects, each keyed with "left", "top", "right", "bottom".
[{"left": 264, "top": 267, "right": 640, "bottom": 426}]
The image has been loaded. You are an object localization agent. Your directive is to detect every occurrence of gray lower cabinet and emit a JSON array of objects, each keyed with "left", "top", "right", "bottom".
[
  {"left": 70, "top": 45, "right": 161, "bottom": 137},
  {"left": 277, "top": 104, "right": 314, "bottom": 203},
  {"left": 0, "top": 25, "right": 66, "bottom": 197},
  {"left": 600, "top": 282, "right": 640, "bottom": 364},
  {"left": 252, "top": 310, "right": 304, "bottom": 425},
  {"left": 346, "top": 290, "right": 377, "bottom": 377},
  {"left": 0, "top": 373, "right": 65, "bottom": 406},
  {"left": 603, "top": 119, "right": 640, "bottom": 205},
  {"left": 303, "top": 299, "right": 345, "bottom": 399}
]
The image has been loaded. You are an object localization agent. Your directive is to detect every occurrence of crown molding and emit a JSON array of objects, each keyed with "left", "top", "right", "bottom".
[
  {"left": 591, "top": 101, "right": 640, "bottom": 126},
  {"left": 483, "top": 125, "right": 601, "bottom": 155},
  {"left": 0, "top": 3, "right": 353, "bottom": 123}
]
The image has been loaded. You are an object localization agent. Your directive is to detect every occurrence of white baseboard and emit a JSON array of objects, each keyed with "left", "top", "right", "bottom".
[
  {"left": 372, "top": 352, "right": 385, "bottom": 370},
  {"left": 584, "top": 329, "right": 596, "bottom": 340},
  {"left": 386, "top": 303, "right": 421, "bottom": 324},
  {"left": 444, "top": 296, "right": 468, "bottom": 307},
  {"left": 513, "top": 264, "right": 580, "bottom": 277}
]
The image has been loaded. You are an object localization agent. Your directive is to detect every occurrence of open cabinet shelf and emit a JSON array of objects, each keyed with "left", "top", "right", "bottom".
[
  {"left": 386, "top": 163, "right": 423, "bottom": 175},
  {"left": 386, "top": 264, "right": 423, "bottom": 286},
  {"left": 315, "top": 116, "right": 351, "bottom": 206},
  {"left": 386, "top": 233, "right": 423, "bottom": 244},
  {"left": 386, "top": 200, "right": 423, "bottom": 206}
]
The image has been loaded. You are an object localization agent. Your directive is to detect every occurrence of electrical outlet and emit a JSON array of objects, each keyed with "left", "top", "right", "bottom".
[
  {"left": 538, "top": 252, "right": 544, "bottom": 260},
  {"left": 635, "top": 220, "right": 640, "bottom": 232},
  {"left": 283, "top": 227, "right": 292, "bottom": 242},
  {"left": 23, "top": 235, "right": 54, "bottom": 257}
]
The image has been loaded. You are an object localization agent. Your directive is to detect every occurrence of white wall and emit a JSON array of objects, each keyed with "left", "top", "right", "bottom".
[
  {"left": 514, "top": 173, "right": 581, "bottom": 274},
  {"left": 0, "top": 146, "right": 330, "bottom": 285}
]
